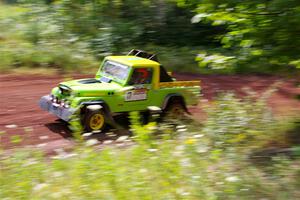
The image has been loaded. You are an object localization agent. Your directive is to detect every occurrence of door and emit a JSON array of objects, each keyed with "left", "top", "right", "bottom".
[{"left": 122, "top": 67, "right": 153, "bottom": 111}]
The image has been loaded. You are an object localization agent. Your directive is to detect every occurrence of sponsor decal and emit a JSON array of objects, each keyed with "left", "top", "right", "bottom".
[{"left": 125, "top": 88, "right": 148, "bottom": 101}]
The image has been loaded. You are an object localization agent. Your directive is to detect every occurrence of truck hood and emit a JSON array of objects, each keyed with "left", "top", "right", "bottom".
[{"left": 59, "top": 78, "right": 122, "bottom": 96}]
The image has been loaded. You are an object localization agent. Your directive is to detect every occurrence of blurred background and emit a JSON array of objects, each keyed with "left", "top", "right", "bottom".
[
  {"left": 1, "top": 0, "right": 300, "bottom": 74},
  {"left": 0, "top": 0, "right": 300, "bottom": 199}
]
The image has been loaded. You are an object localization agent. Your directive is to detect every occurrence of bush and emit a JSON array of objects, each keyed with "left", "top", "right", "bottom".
[
  {"left": 1, "top": 92, "right": 300, "bottom": 199},
  {"left": 203, "top": 92, "right": 273, "bottom": 150}
]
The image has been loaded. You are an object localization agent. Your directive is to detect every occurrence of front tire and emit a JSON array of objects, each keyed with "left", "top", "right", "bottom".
[{"left": 84, "top": 109, "right": 106, "bottom": 132}]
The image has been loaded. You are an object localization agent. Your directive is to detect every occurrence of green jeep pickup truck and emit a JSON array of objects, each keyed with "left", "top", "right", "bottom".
[{"left": 40, "top": 50, "right": 200, "bottom": 132}]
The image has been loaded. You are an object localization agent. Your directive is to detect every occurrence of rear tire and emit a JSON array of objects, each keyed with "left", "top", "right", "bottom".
[{"left": 163, "top": 101, "right": 186, "bottom": 120}]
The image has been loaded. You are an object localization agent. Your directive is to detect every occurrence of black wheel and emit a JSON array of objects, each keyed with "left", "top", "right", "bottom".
[{"left": 84, "top": 109, "right": 106, "bottom": 132}]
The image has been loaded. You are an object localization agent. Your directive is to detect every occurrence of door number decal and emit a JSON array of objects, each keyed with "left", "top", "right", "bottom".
[{"left": 125, "top": 89, "right": 147, "bottom": 101}]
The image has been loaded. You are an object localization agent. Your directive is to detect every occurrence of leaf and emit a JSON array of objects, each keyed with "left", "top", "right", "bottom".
[{"left": 191, "top": 13, "right": 210, "bottom": 23}]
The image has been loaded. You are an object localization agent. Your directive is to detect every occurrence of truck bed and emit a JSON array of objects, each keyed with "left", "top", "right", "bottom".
[{"left": 159, "top": 81, "right": 200, "bottom": 88}]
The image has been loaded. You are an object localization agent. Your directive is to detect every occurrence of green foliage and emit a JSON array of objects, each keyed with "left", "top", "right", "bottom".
[
  {"left": 0, "top": 2, "right": 98, "bottom": 72},
  {"left": 68, "top": 105, "right": 84, "bottom": 141},
  {"left": 1, "top": 92, "right": 300, "bottom": 199},
  {"left": 181, "top": 0, "right": 300, "bottom": 73},
  {"left": 203, "top": 92, "right": 273, "bottom": 149},
  {"left": 2, "top": 1, "right": 299, "bottom": 74},
  {"left": 0, "top": 1, "right": 221, "bottom": 73},
  {"left": 129, "top": 111, "right": 157, "bottom": 145}
]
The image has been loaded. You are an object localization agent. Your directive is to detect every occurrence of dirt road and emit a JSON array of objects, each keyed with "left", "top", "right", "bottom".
[{"left": 1, "top": 73, "right": 299, "bottom": 152}]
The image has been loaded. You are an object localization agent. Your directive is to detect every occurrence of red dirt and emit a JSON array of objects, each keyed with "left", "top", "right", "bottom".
[{"left": 0, "top": 73, "right": 299, "bottom": 152}]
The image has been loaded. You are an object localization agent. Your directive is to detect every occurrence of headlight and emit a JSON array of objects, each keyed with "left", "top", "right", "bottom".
[
  {"left": 60, "top": 99, "right": 65, "bottom": 107},
  {"left": 63, "top": 100, "right": 70, "bottom": 108}
]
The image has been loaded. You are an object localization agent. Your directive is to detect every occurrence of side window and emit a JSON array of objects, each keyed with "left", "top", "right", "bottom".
[{"left": 129, "top": 68, "right": 153, "bottom": 85}]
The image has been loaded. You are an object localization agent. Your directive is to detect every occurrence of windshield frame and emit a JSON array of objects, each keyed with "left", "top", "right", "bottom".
[{"left": 98, "top": 60, "right": 132, "bottom": 85}]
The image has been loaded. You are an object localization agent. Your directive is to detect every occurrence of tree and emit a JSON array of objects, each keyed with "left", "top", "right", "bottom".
[{"left": 180, "top": 0, "right": 300, "bottom": 72}]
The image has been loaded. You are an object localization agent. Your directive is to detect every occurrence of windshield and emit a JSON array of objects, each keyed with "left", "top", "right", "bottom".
[{"left": 100, "top": 61, "right": 130, "bottom": 82}]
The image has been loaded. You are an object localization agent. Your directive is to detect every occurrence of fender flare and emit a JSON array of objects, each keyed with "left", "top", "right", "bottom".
[{"left": 80, "top": 100, "right": 110, "bottom": 115}]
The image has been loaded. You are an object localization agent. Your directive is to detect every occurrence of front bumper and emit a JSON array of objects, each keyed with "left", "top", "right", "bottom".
[{"left": 39, "top": 95, "right": 76, "bottom": 121}]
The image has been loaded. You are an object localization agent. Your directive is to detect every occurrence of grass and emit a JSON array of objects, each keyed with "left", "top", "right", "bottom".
[
  {"left": 1, "top": 93, "right": 300, "bottom": 199},
  {"left": 0, "top": 2, "right": 28, "bottom": 19},
  {"left": 1, "top": 123, "right": 300, "bottom": 199}
]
